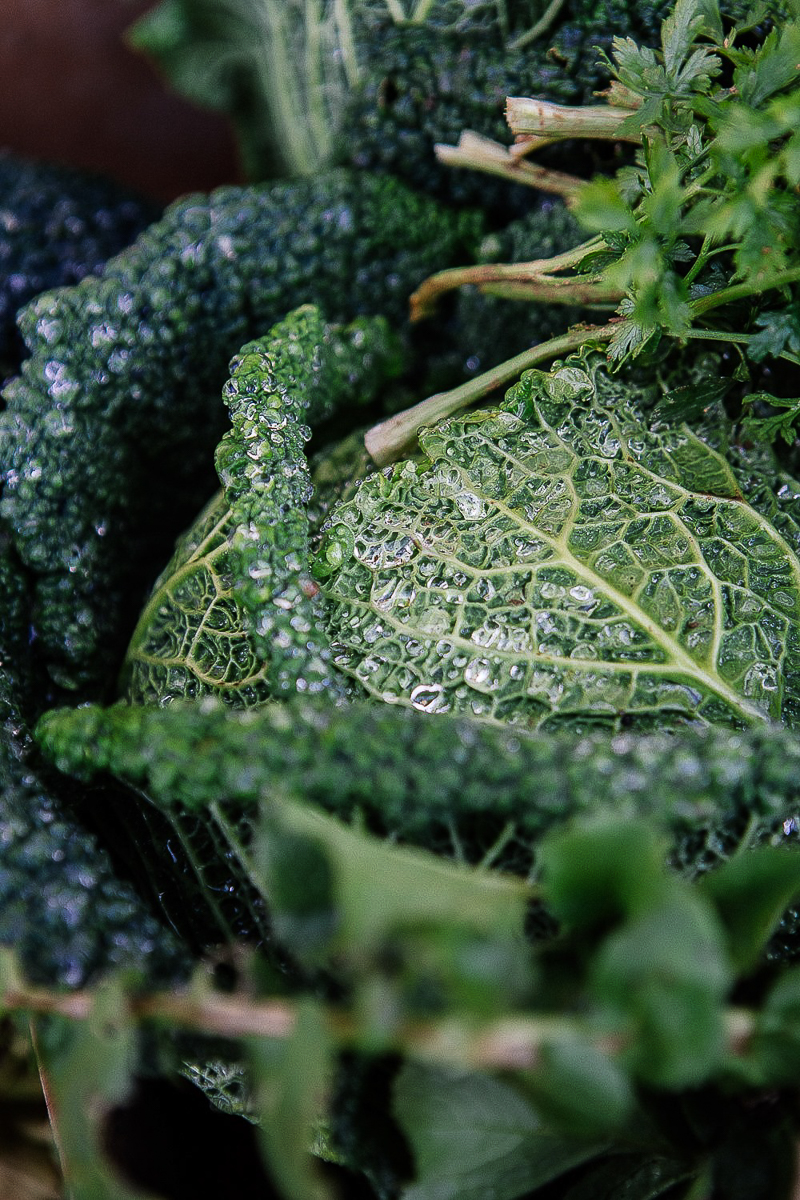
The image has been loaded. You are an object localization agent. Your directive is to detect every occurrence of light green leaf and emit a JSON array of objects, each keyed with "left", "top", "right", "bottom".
[
  {"left": 537, "top": 819, "right": 670, "bottom": 933},
  {"left": 250, "top": 999, "right": 334, "bottom": 1200},
  {"left": 255, "top": 796, "right": 530, "bottom": 950},
  {"left": 394, "top": 1061, "right": 603, "bottom": 1200},
  {"left": 592, "top": 893, "right": 731, "bottom": 1088},
  {"left": 523, "top": 1037, "right": 635, "bottom": 1139},
  {"left": 661, "top": 0, "right": 703, "bottom": 80},
  {"left": 732, "top": 22, "right": 800, "bottom": 108},
  {"left": 121, "top": 307, "right": 400, "bottom": 706},
  {"left": 32, "top": 980, "right": 143, "bottom": 1200},
  {"left": 750, "top": 965, "right": 800, "bottom": 1084},
  {"left": 573, "top": 179, "right": 638, "bottom": 235},
  {"left": 660, "top": 0, "right": 720, "bottom": 91},
  {"left": 698, "top": 845, "right": 800, "bottom": 970},
  {"left": 319, "top": 356, "right": 800, "bottom": 731}
]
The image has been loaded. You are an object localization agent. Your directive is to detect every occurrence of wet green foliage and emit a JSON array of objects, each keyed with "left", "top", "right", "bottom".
[
  {"left": 567, "top": 0, "right": 800, "bottom": 363},
  {"left": 129, "top": 0, "right": 676, "bottom": 195},
  {"left": 320, "top": 356, "right": 800, "bottom": 729},
  {"left": 0, "top": 536, "right": 187, "bottom": 989},
  {"left": 0, "top": 170, "right": 478, "bottom": 693},
  {"left": 122, "top": 307, "right": 401, "bottom": 705},
  {"left": 4, "top": 1, "right": 800, "bottom": 1197},
  {"left": 0, "top": 152, "right": 158, "bottom": 376},
  {"left": 6, "top": 797, "right": 800, "bottom": 1198}
]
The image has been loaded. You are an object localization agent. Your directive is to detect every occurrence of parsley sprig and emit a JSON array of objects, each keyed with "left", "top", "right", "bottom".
[{"left": 369, "top": 0, "right": 800, "bottom": 464}]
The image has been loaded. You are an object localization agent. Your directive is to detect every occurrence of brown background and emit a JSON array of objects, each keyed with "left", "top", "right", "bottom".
[{"left": 0, "top": 0, "right": 242, "bottom": 201}]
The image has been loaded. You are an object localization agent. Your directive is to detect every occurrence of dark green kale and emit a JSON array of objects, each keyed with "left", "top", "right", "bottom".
[
  {"left": 0, "top": 152, "right": 159, "bottom": 377},
  {"left": 35, "top": 696, "right": 800, "bottom": 878},
  {"left": 32, "top": 693, "right": 800, "bottom": 975},
  {"left": 122, "top": 307, "right": 402, "bottom": 705},
  {"left": 0, "top": 532, "right": 188, "bottom": 987},
  {"left": 0, "top": 170, "right": 480, "bottom": 695},
  {"left": 341, "top": 0, "right": 675, "bottom": 210},
  {"left": 128, "top": 0, "right": 682, "bottom": 202},
  {"left": 446, "top": 199, "right": 583, "bottom": 378}
]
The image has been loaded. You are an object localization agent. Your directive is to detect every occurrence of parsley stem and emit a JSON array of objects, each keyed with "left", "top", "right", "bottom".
[
  {"left": 479, "top": 279, "right": 622, "bottom": 304},
  {"left": 683, "top": 328, "right": 800, "bottom": 368},
  {"left": 0, "top": 974, "right": 759, "bottom": 1070},
  {"left": 365, "top": 323, "right": 615, "bottom": 464},
  {"left": 410, "top": 236, "right": 605, "bottom": 320},
  {"left": 691, "top": 266, "right": 800, "bottom": 316},
  {"left": 506, "top": 97, "right": 642, "bottom": 143},
  {"left": 434, "top": 133, "right": 586, "bottom": 200}
]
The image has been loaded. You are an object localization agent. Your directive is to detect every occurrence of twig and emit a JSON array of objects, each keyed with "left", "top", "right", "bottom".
[
  {"left": 690, "top": 265, "right": 800, "bottom": 318},
  {"left": 477, "top": 278, "right": 622, "bottom": 305},
  {"left": 434, "top": 131, "right": 586, "bottom": 200},
  {"left": 409, "top": 236, "right": 605, "bottom": 321},
  {"left": 3, "top": 983, "right": 755, "bottom": 1074}
]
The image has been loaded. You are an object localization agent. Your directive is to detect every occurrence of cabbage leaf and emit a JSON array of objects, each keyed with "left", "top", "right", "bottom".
[{"left": 317, "top": 357, "right": 800, "bottom": 730}]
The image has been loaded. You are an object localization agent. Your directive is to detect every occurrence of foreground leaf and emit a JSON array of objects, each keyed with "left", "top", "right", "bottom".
[
  {"left": 394, "top": 1062, "right": 602, "bottom": 1200},
  {"left": 699, "top": 846, "right": 800, "bottom": 970},
  {"left": 250, "top": 1000, "right": 334, "bottom": 1200},
  {"left": 255, "top": 798, "right": 529, "bottom": 951},
  {"left": 32, "top": 983, "right": 143, "bottom": 1200},
  {"left": 36, "top": 697, "right": 800, "bottom": 884}
]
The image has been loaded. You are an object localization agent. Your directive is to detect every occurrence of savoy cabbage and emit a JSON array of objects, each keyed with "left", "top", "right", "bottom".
[{"left": 5, "top": 0, "right": 800, "bottom": 1197}]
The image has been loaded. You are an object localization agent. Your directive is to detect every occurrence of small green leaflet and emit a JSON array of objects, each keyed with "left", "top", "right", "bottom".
[
  {"left": 746, "top": 308, "right": 800, "bottom": 363},
  {"left": 254, "top": 796, "right": 529, "bottom": 951},
  {"left": 651, "top": 375, "right": 729, "bottom": 423},
  {"left": 318, "top": 357, "right": 800, "bottom": 731},
  {"left": 32, "top": 981, "right": 143, "bottom": 1200},
  {"left": 393, "top": 1062, "right": 603, "bottom": 1200},
  {"left": 698, "top": 846, "right": 800, "bottom": 971},
  {"left": 740, "top": 393, "right": 800, "bottom": 446},
  {"left": 250, "top": 1000, "right": 334, "bottom": 1200}
]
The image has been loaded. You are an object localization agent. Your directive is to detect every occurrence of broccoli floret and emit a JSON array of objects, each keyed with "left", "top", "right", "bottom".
[
  {"left": 0, "top": 533, "right": 187, "bottom": 986},
  {"left": 0, "top": 152, "right": 159, "bottom": 377},
  {"left": 0, "top": 170, "right": 480, "bottom": 694}
]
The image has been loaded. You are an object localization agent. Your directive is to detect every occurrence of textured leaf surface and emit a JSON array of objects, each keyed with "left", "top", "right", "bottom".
[
  {"left": 318, "top": 358, "right": 800, "bottom": 731},
  {"left": 394, "top": 1062, "right": 602, "bottom": 1200},
  {"left": 0, "top": 537, "right": 187, "bottom": 989},
  {"left": 0, "top": 169, "right": 476, "bottom": 690},
  {"left": 122, "top": 308, "right": 400, "bottom": 705},
  {"left": 35, "top": 696, "right": 800, "bottom": 888}
]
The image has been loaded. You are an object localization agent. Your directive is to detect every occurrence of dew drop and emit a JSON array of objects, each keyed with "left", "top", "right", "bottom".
[{"left": 410, "top": 683, "right": 447, "bottom": 712}]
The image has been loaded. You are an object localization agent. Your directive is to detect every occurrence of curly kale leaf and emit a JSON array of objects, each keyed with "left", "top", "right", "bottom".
[
  {"left": 122, "top": 307, "right": 401, "bottom": 705},
  {"left": 130, "top": 0, "right": 675, "bottom": 201},
  {"left": 0, "top": 169, "right": 478, "bottom": 694},
  {"left": 34, "top": 695, "right": 800, "bottom": 855},
  {"left": 0, "top": 535, "right": 188, "bottom": 988},
  {"left": 0, "top": 152, "right": 158, "bottom": 376},
  {"left": 318, "top": 356, "right": 800, "bottom": 730}
]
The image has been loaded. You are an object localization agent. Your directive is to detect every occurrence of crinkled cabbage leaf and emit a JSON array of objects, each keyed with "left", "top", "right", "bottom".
[{"left": 316, "top": 357, "right": 800, "bottom": 731}]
